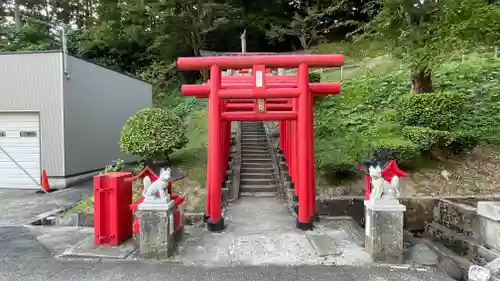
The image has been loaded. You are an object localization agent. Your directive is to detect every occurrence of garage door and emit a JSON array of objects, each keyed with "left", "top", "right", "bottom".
[{"left": 0, "top": 112, "right": 41, "bottom": 189}]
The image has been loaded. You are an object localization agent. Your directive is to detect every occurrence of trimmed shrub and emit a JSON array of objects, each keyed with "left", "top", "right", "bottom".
[
  {"left": 397, "top": 92, "right": 467, "bottom": 130},
  {"left": 371, "top": 137, "right": 420, "bottom": 164},
  {"left": 402, "top": 126, "right": 452, "bottom": 150},
  {"left": 173, "top": 97, "right": 200, "bottom": 120},
  {"left": 120, "top": 108, "right": 187, "bottom": 159},
  {"left": 402, "top": 126, "right": 478, "bottom": 152}
]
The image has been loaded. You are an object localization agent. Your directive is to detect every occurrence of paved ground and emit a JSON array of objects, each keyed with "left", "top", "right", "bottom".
[
  {"left": 0, "top": 225, "right": 454, "bottom": 281},
  {"left": 0, "top": 188, "right": 454, "bottom": 281},
  {"left": 177, "top": 197, "right": 372, "bottom": 267},
  {"left": 0, "top": 183, "right": 93, "bottom": 225}
]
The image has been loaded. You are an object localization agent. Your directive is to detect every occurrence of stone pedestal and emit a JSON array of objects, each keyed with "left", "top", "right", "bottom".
[
  {"left": 477, "top": 201, "right": 500, "bottom": 251},
  {"left": 364, "top": 199, "right": 406, "bottom": 263},
  {"left": 138, "top": 200, "right": 176, "bottom": 259}
]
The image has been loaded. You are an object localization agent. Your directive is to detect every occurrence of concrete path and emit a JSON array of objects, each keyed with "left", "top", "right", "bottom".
[
  {"left": 177, "top": 197, "right": 372, "bottom": 267},
  {"left": 0, "top": 182, "right": 93, "bottom": 225}
]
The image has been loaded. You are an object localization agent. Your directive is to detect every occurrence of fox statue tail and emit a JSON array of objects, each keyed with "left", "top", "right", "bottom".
[
  {"left": 390, "top": 176, "right": 400, "bottom": 196},
  {"left": 142, "top": 175, "right": 152, "bottom": 197}
]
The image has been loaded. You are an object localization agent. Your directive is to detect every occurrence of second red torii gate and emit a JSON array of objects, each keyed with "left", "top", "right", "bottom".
[{"left": 177, "top": 54, "right": 343, "bottom": 231}]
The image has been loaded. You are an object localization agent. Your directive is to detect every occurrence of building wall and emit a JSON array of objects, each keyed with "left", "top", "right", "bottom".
[
  {"left": 63, "top": 55, "right": 152, "bottom": 176},
  {"left": 0, "top": 52, "right": 65, "bottom": 176}
]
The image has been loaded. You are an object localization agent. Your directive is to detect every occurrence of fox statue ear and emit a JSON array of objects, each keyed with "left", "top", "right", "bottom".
[{"left": 160, "top": 168, "right": 166, "bottom": 174}]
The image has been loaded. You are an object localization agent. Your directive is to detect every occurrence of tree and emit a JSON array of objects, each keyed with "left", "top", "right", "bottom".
[
  {"left": 356, "top": 0, "right": 500, "bottom": 93},
  {"left": 266, "top": 6, "right": 335, "bottom": 50},
  {"left": 149, "top": 0, "right": 242, "bottom": 78}
]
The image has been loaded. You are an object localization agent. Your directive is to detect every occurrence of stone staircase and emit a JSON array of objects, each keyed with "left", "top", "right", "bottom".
[{"left": 239, "top": 121, "right": 277, "bottom": 197}]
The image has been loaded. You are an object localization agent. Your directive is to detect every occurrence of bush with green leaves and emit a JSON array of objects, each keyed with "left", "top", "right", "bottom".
[
  {"left": 402, "top": 126, "right": 452, "bottom": 150},
  {"left": 173, "top": 97, "right": 200, "bottom": 120},
  {"left": 120, "top": 108, "right": 187, "bottom": 160},
  {"left": 103, "top": 158, "right": 125, "bottom": 173},
  {"left": 434, "top": 56, "right": 500, "bottom": 143},
  {"left": 397, "top": 92, "right": 467, "bottom": 130},
  {"left": 309, "top": 72, "right": 321, "bottom": 82}
]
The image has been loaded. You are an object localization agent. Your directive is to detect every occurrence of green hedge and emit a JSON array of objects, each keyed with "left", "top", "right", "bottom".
[{"left": 397, "top": 92, "right": 467, "bottom": 130}]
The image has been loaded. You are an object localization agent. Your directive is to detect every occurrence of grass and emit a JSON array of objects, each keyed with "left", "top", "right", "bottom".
[
  {"left": 312, "top": 40, "right": 390, "bottom": 64},
  {"left": 169, "top": 107, "right": 209, "bottom": 213}
]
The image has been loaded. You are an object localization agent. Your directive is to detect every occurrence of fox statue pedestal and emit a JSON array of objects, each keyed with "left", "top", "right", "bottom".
[
  {"left": 364, "top": 198, "right": 406, "bottom": 263},
  {"left": 138, "top": 199, "right": 176, "bottom": 259},
  {"left": 137, "top": 168, "right": 176, "bottom": 259}
]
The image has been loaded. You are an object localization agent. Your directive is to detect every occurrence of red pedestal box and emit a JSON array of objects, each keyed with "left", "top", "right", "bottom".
[{"left": 94, "top": 172, "right": 133, "bottom": 246}]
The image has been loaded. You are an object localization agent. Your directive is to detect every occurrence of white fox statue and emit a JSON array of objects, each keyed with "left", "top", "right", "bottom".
[
  {"left": 369, "top": 165, "right": 401, "bottom": 199},
  {"left": 142, "top": 168, "right": 172, "bottom": 203}
]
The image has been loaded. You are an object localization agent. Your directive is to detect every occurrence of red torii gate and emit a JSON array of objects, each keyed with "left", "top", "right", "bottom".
[{"left": 176, "top": 54, "right": 343, "bottom": 231}]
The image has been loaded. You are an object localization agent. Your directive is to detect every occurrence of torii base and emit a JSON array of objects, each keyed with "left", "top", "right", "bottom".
[
  {"left": 296, "top": 220, "right": 314, "bottom": 231},
  {"left": 207, "top": 218, "right": 225, "bottom": 232}
]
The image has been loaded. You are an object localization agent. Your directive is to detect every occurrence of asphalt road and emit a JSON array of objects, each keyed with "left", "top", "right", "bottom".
[{"left": 1, "top": 258, "right": 455, "bottom": 281}]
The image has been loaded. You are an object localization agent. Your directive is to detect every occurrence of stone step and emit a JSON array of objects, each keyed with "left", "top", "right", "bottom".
[
  {"left": 242, "top": 141, "right": 268, "bottom": 145},
  {"left": 241, "top": 148, "right": 269, "bottom": 152},
  {"left": 241, "top": 138, "right": 268, "bottom": 142},
  {"left": 241, "top": 152, "right": 269, "bottom": 156},
  {"left": 305, "top": 233, "right": 342, "bottom": 257},
  {"left": 240, "top": 178, "right": 276, "bottom": 185},
  {"left": 425, "top": 222, "right": 477, "bottom": 259},
  {"left": 434, "top": 199, "right": 476, "bottom": 236},
  {"left": 241, "top": 145, "right": 269, "bottom": 149},
  {"left": 241, "top": 153, "right": 270, "bottom": 157},
  {"left": 241, "top": 150, "right": 269, "bottom": 154},
  {"left": 240, "top": 172, "right": 275, "bottom": 179},
  {"left": 240, "top": 191, "right": 276, "bottom": 198},
  {"left": 242, "top": 162, "right": 273, "bottom": 168},
  {"left": 241, "top": 167, "right": 275, "bottom": 173},
  {"left": 240, "top": 184, "right": 276, "bottom": 193},
  {"left": 242, "top": 137, "right": 266, "bottom": 140},
  {"left": 241, "top": 134, "right": 267, "bottom": 137},
  {"left": 241, "top": 157, "right": 272, "bottom": 163},
  {"left": 241, "top": 150, "right": 270, "bottom": 155},
  {"left": 241, "top": 133, "right": 265, "bottom": 135},
  {"left": 241, "top": 147, "right": 271, "bottom": 155},
  {"left": 242, "top": 144, "right": 268, "bottom": 148},
  {"left": 241, "top": 154, "right": 270, "bottom": 158}
]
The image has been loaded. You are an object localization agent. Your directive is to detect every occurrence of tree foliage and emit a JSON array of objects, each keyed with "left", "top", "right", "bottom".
[{"left": 355, "top": 0, "right": 500, "bottom": 92}]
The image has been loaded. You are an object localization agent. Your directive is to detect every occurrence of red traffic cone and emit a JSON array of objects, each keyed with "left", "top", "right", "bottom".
[{"left": 36, "top": 170, "right": 55, "bottom": 194}]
